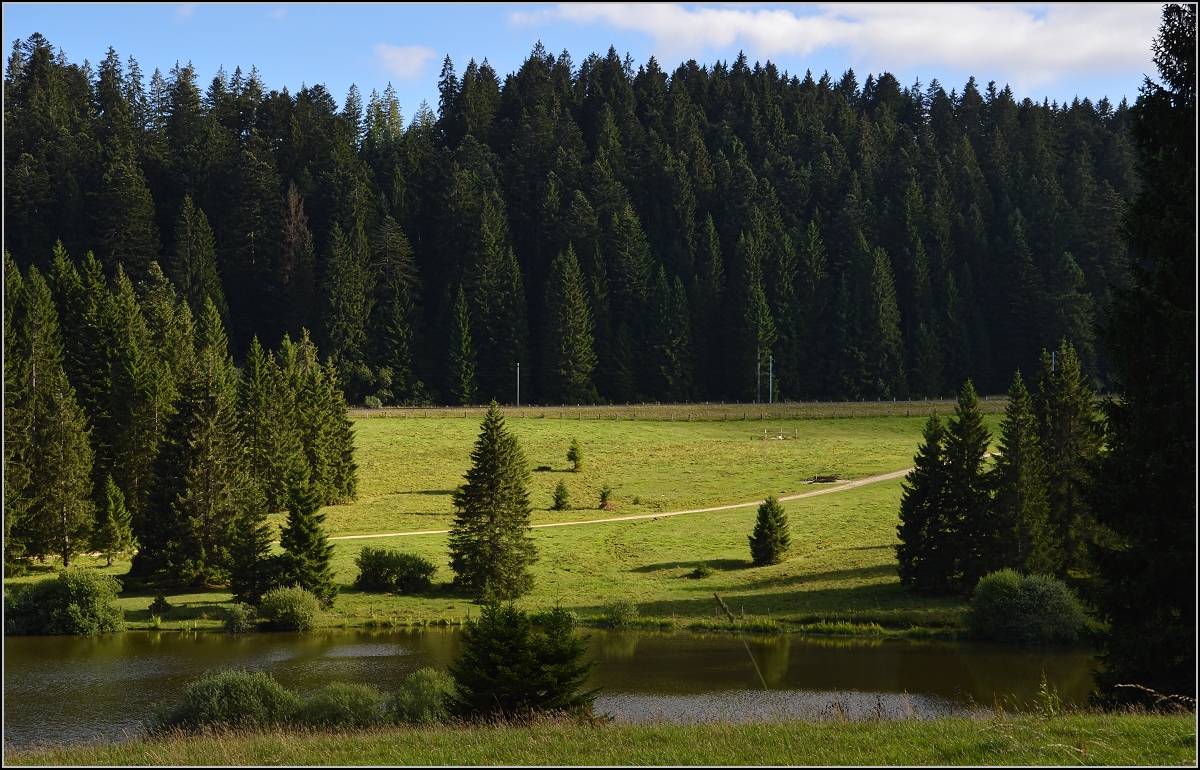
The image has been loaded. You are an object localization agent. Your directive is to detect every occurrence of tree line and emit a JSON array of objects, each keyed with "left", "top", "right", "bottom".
[
  {"left": 4, "top": 249, "right": 357, "bottom": 596},
  {"left": 5, "top": 33, "right": 1132, "bottom": 406}
]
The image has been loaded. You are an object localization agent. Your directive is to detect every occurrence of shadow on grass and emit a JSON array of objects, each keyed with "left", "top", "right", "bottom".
[
  {"left": 733, "top": 563, "right": 899, "bottom": 592},
  {"left": 404, "top": 489, "right": 458, "bottom": 496},
  {"left": 630, "top": 559, "right": 751, "bottom": 574}
]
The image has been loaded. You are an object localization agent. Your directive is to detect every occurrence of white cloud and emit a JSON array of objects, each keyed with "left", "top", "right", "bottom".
[
  {"left": 174, "top": 3, "right": 197, "bottom": 22},
  {"left": 512, "top": 3, "right": 1161, "bottom": 90},
  {"left": 268, "top": 6, "right": 287, "bottom": 20},
  {"left": 373, "top": 44, "right": 438, "bottom": 81}
]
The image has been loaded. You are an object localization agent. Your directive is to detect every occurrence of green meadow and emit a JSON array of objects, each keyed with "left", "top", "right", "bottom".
[{"left": 8, "top": 405, "right": 1004, "bottom": 633}]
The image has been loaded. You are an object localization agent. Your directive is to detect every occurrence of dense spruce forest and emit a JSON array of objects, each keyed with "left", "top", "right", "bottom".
[{"left": 5, "top": 34, "right": 1132, "bottom": 407}]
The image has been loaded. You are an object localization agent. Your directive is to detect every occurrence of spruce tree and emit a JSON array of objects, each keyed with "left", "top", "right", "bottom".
[
  {"left": 10, "top": 267, "right": 96, "bottom": 567},
  {"left": 542, "top": 245, "right": 598, "bottom": 404},
  {"left": 944, "top": 380, "right": 994, "bottom": 591},
  {"left": 551, "top": 480, "right": 570, "bottom": 511},
  {"left": 93, "top": 475, "right": 135, "bottom": 567},
  {"left": 748, "top": 495, "right": 790, "bottom": 566},
  {"left": 1087, "top": 3, "right": 1195, "bottom": 706},
  {"left": 278, "top": 475, "right": 337, "bottom": 606},
  {"left": 566, "top": 437, "right": 583, "bottom": 472},
  {"left": 448, "top": 402, "right": 537, "bottom": 599},
  {"left": 896, "top": 412, "right": 950, "bottom": 592},
  {"left": 991, "top": 371, "right": 1058, "bottom": 575},
  {"left": 229, "top": 481, "right": 276, "bottom": 606},
  {"left": 169, "top": 195, "right": 229, "bottom": 331},
  {"left": 4, "top": 253, "right": 32, "bottom": 568},
  {"left": 446, "top": 285, "right": 478, "bottom": 405},
  {"left": 1036, "top": 340, "right": 1102, "bottom": 575}
]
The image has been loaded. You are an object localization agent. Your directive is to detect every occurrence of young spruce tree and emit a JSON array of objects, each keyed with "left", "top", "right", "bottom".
[
  {"left": 748, "top": 495, "right": 790, "bottom": 566},
  {"left": 944, "top": 380, "right": 995, "bottom": 591},
  {"left": 990, "top": 371, "right": 1058, "bottom": 574},
  {"left": 93, "top": 475, "right": 135, "bottom": 567},
  {"left": 449, "top": 401, "right": 537, "bottom": 599},
  {"left": 896, "top": 412, "right": 950, "bottom": 592}
]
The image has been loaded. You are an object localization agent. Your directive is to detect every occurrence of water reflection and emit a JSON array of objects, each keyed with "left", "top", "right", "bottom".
[{"left": 3, "top": 628, "right": 1097, "bottom": 748}]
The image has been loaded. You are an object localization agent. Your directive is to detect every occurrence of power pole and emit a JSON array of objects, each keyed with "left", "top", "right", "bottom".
[
  {"left": 769, "top": 355, "right": 773, "bottom": 405},
  {"left": 516, "top": 362, "right": 520, "bottom": 406},
  {"left": 756, "top": 345, "right": 761, "bottom": 404}
]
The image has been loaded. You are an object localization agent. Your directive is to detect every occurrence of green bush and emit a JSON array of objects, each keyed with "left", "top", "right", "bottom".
[
  {"left": 688, "top": 562, "right": 714, "bottom": 579},
  {"left": 748, "top": 495, "right": 791, "bottom": 566},
  {"left": 259, "top": 586, "right": 320, "bottom": 631},
  {"left": 363, "top": 395, "right": 383, "bottom": 409},
  {"left": 223, "top": 603, "right": 257, "bottom": 634},
  {"left": 4, "top": 568, "right": 125, "bottom": 636},
  {"left": 967, "top": 570, "right": 1086, "bottom": 645},
  {"left": 296, "top": 682, "right": 386, "bottom": 728},
  {"left": 354, "top": 548, "right": 436, "bottom": 594},
  {"left": 601, "top": 599, "right": 639, "bottom": 628},
  {"left": 388, "top": 668, "right": 456, "bottom": 725},
  {"left": 150, "top": 670, "right": 301, "bottom": 733}
]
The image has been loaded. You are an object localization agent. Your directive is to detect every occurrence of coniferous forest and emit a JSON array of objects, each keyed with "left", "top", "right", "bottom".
[{"left": 5, "top": 34, "right": 1131, "bottom": 408}]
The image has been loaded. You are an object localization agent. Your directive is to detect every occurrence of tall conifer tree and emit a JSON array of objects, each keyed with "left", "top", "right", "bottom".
[
  {"left": 542, "top": 245, "right": 598, "bottom": 404},
  {"left": 896, "top": 412, "right": 950, "bottom": 592},
  {"left": 449, "top": 402, "right": 537, "bottom": 599}
]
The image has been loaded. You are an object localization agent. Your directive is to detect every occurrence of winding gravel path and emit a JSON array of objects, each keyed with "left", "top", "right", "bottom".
[{"left": 327, "top": 466, "right": 914, "bottom": 542}]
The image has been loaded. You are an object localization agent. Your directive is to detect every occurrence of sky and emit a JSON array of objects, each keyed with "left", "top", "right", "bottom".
[{"left": 3, "top": 3, "right": 1166, "bottom": 120}]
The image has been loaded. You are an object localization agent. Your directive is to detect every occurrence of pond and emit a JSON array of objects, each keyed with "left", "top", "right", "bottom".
[{"left": 3, "top": 628, "right": 1098, "bottom": 748}]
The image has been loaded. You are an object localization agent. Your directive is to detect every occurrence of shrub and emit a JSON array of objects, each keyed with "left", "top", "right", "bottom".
[
  {"left": 688, "top": 562, "right": 714, "bottom": 579},
  {"left": 748, "top": 495, "right": 791, "bottom": 566},
  {"left": 259, "top": 586, "right": 320, "bottom": 631},
  {"left": 223, "top": 603, "right": 257, "bottom": 633},
  {"left": 150, "top": 670, "right": 301, "bottom": 732},
  {"left": 601, "top": 599, "right": 639, "bottom": 628},
  {"left": 449, "top": 603, "right": 596, "bottom": 721},
  {"left": 598, "top": 485, "right": 614, "bottom": 510},
  {"left": 388, "top": 668, "right": 456, "bottom": 725},
  {"left": 363, "top": 395, "right": 383, "bottom": 409},
  {"left": 551, "top": 480, "right": 570, "bottom": 511},
  {"left": 149, "top": 594, "right": 173, "bottom": 615},
  {"left": 4, "top": 568, "right": 125, "bottom": 636},
  {"left": 967, "top": 570, "right": 1086, "bottom": 645},
  {"left": 354, "top": 548, "right": 436, "bottom": 594},
  {"left": 296, "top": 682, "right": 386, "bottom": 728}
]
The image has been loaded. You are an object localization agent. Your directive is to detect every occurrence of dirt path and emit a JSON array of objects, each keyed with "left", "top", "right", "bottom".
[{"left": 328, "top": 466, "right": 914, "bottom": 542}]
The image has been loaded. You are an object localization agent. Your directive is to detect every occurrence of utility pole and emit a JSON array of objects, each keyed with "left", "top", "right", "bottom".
[
  {"left": 769, "top": 355, "right": 774, "bottom": 405},
  {"left": 516, "top": 362, "right": 520, "bottom": 406},
  {"left": 756, "top": 345, "right": 761, "bottom": 404},
  {"left": 1051, "top": 350, "right": 1056, "bottom": 375}
]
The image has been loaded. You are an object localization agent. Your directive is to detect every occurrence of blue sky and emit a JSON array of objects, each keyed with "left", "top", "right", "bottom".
[{"left": 4, "top": 3, "right": 1165, "bottom": 120}]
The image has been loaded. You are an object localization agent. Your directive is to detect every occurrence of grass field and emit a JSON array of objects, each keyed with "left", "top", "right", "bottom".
[
  {"left": 6, "top": 713, "right": 1194, "bottom": 766},
  {"left": 6, "top": 406, "right": 1004, "bottom": 634}
]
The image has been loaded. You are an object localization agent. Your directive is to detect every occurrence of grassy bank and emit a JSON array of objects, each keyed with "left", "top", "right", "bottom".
[
  {"left": 6, "top": 713, "right": 1193, "bottom": 766},
  {"left": 6, "top": 412, "right": 1004, "bottom": 634}
]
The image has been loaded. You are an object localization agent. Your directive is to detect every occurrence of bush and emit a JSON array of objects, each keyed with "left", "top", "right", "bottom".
[
  {"left": 449, "top": 603, "right": 596, "bottom": 721},
  {"left": 688, "top": 562, "right": 714, "bottom": 579},
  {"left": 259, "top": 586, "right": 320, "bottom": 631},
  {"left": 388, "top": 668, "right": 456, "bottom": 725},
  {"left": 551, "top": 480, "right": 570, "bottom": 511},
  {"left": 150, "top": 670, "right": 301, "bottom": 732},
  {"left": 967, "top": 570, "right": 1086, "bottom": 645},
  {"left": 149, "top": 594, "right": 173, "bottom": 615},
  {"left": 601, "top": 599, "right": 639, "bottom": 628},
  {"left": 363, "top": 395, "right": 383, "bottom": 409},
  {"left": 296, "top": 682, "right": 386, "bottom": 728},
  {"left": 598, "top": 485, "right": 614, "bottom": 510},
  {"left": 354, "top": 548, "right": 436, "bottom": 594},
  {"left": 223, "top": 603, "right": 257, "bottom": 634},
  {"left": 4, "top": 568, "right": 125, "bottom": 636}
]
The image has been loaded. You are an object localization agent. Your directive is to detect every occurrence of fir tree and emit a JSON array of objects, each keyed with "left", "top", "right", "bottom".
[
  {"left": 93, "top": 475, "right": 135, "bottom": 567},
  {"left": 1036, "top": 340, "right": 1102, "bottom": 576},
  {"left": 4, "top": 253, "right": 32, "bottom": 568},
  {"left": 9, "top": 267, "right": 96, "bottom": 567},
  {"left": 169, "top": 195, "right": 229, "bottom": 331},
  {"left": 896, "top": 412, "right": 950, "bottom": 592},
  {"left": 448, "top": 402, "right": 537, "bottom": 599},
  {"left": 991, "top": 371, "right": 1058, "bottom": 575},
  {"left": 228, "top": 481, "right": 277, "bottom": 606},
  {"left": 551, "top": 480, "right": 570, "bottom": 511},
  {"left": 944, "top": 380, "right": 994, "bottom": 590},
  {"left": 748, "top": 495, "right": 790, "bottom": 566},
  {"left": 1087, "top": 3, "right": 1196, "bottom": 706},
  {"left": 566, "top": 437, "right": 583, "bottom": 472},
  {"left": 542, "top": 245, "right": 598, "bottom": 405},
  {"left": 446, "top": 285, "right": 478, "bottom": 405},
  {"left": 278, "top": 476, "right": 337, "bottom": 606}
]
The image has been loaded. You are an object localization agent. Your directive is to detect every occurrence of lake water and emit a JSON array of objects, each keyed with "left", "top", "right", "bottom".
[{"left": 3, "top": 628, "right": 1098, "bottom": 748}]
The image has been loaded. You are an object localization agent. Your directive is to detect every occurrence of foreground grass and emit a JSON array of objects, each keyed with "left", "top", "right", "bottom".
[{"left": 6, "top": 713, "right": 1193, "bottom": 766}]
